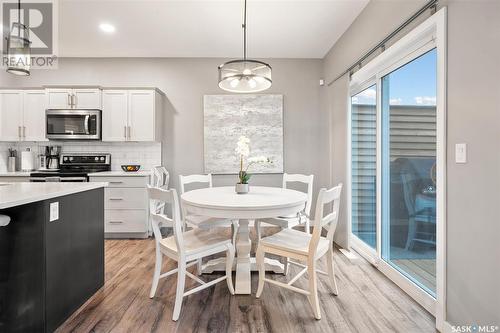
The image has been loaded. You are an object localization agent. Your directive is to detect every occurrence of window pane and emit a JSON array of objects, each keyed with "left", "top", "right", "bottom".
[
  {"left": 351, "top": 85, "right": 377, "bottom": 249},
  {"left": 381, "top": 49, "right": 437, "bottom": 296}
]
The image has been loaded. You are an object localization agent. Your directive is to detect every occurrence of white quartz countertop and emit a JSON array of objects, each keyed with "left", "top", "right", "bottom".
[
  {"left": 0, "top": 182, "right": 108, "bottom": 209},
  {"left": 0, "top": 171, "right": 151, "bottom": 177},
  {"left": 88, "top": 171, "right": 151, "bottom": 177}
]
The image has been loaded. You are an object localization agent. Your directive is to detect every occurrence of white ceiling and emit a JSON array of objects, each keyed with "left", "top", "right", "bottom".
[{"left": 58, "top": 0, "right": 369, "bottom": 58}]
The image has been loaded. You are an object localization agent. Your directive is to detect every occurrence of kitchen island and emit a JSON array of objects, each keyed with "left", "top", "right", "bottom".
[{"left": 0, "top": 182, "right": 107, "bottom": 333}]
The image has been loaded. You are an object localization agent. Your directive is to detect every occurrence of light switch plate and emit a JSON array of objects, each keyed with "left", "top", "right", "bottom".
[
  {"left": 455, "top": 143, "right": 467, "bottom": 163},
  {"left": 50, "top": 202, "right": 59, "bottom": 222}
]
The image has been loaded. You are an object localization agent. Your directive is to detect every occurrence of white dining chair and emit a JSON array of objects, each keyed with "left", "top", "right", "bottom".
[
  {"left": 255, "top": 173, "right": 314, "bottom": 274},
  {"left": 150, "top": 166, "right": 170, "bottom": 215},
  {"left": 152, "top": 166, "right": 170, "bottom": 189},
  {"left": 179, "top": 174, "right": 238, "bottom": 243},
  {"left": 256, "top": 184, "right": 343, "bottom": 320},
  {"left": 147, "top": 186, "right": 235, "bottom": 321}
]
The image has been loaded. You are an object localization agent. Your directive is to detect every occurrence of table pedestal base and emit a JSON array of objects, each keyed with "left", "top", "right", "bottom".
[{"left": 202, "top": 218, "right": 285, "bottom": 294}]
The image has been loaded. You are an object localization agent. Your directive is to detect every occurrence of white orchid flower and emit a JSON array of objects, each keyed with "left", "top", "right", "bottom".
[
  {"left": 248, "top": 156, "right": 270, "bottom": 163},
  {"left": 235, "top": 136, "right": 250, "bottom": 157}
]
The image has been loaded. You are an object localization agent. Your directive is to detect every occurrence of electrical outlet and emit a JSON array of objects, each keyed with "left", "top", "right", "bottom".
[
  {"left": 50, "top": 202, "right": 59, "bottom": 222},
  {"left": 455, "top": 143, "right": 467, "bottom": 163}
]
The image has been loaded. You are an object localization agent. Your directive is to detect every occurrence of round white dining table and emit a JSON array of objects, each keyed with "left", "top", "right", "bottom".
[{"left": 181, "top": 186, "right": 307, "bottom": 294}]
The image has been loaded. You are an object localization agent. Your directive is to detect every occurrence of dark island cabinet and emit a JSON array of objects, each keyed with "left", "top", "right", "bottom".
[{"left": 0, "top": 188, "right": 104, "bottom": 333}]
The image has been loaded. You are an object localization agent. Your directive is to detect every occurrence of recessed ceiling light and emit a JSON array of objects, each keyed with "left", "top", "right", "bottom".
[{"left": 99, "top": 23, "right": 115, "bottom": 33}]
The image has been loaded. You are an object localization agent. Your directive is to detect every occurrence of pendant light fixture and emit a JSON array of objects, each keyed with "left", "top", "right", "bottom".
[
  {"left": 218, "top": 0, "right": 272, "bottom": 93},
  {"left": 6, "top": 0, "right": 31, "bottom": 76}
]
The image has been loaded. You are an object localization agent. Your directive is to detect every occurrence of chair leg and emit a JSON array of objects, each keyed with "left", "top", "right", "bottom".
[
  {"left": 282, "top": 227, "right": 289, "bottom": 276},
  {"left": 307, "top": 262, "right": 321, "bottom": 320},
  {"left": 326, "top": 248, "right": 339, "bottom": 296},
  {"left": 172, "top": 260, "right": 186, "bottom": 321},
  {"left": 405, "top": 217, "right": 416, "bottom": 250},
  {"left": 305, "top": 218, "right": 310, "bottom": 234},
  {"left": 256, "top": 220, "right": 262, "bottom": 242},
  {"left": 282, "top": 257, "right": 289, "bottom": 276},
  {"left": 255, "top": 246, "right": 265, "bottom": 298},
  {"left": 150, "top": 246, "right": 162, "bottom": 298},
  {"left": 226, "top": 244, "right": 235, "bottom": 295},
  {"left": 196, "top": 258, "right": 203, "bottom": 276}
]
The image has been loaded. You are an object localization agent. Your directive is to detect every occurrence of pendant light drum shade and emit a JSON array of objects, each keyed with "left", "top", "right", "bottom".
[
  {"left": 217, "top": 0, "right": 272, "bottom": 93},
  {"left": 6, "top": 22, "right": 31, "bottom": 76},
  {"left": 218, "top": 59, "right": 272, "bottom": 93}
]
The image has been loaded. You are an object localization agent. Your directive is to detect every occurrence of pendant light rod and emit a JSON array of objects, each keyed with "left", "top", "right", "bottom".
[
  {"left": 17, "top": 0, "right": 21, "bottom": 37},
  {"left": 242, "top": 0, "right": 247, "bottom": 60}
]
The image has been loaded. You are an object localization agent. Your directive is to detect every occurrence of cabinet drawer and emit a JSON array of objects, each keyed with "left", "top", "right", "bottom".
[
  {"left": 105, "top": 188, "right": 146, "bottom": 209},
  {"left": 90, "top": 176, "right": 149, "bottom": 188},
  {"left": 105, "top": 210, "right": 147, "bottom": 233}
]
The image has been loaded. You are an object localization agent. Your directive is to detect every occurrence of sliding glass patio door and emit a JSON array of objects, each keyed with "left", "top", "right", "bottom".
[
  {"left": 380, "top": 49, "right": 437, "bottom": 297},
  {"left": 347, "top": 10, "right": 446, "bottom": 326},
  {"left": 348, "top": 40, "right": 441, "bottom": 313}
]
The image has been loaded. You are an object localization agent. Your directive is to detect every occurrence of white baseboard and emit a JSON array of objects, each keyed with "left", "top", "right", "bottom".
[
  {"left": 339, "top": 248, "right": 359, "bottom": 261},
  {"left": 441, "top": 321, "right": 453, "bottom": 333}
]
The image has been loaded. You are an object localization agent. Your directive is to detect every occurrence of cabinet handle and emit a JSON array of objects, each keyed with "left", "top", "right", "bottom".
[
  {"left": 73, "top": 94, "right": 77, "bottom": 108},
  {"left": 109, "top": 181, "right": 123, "bottom": 184},
  {"left": 128, "top": 126, "right": 131, "bottom": 140},
  {"left": 23, "top": 126, "right": 26, "bottom": 138},
  {"left": 18, "top": 126, "right": 21, "bottom": 139},
  {"left": 124, "top": 126, "right": 127, "bottom": 139},
  {"left": 67, "top": 94, "right": 71, "bottom": 106},
  {"left": 108, "top": 220, "right": 124, "bottom": 224},
  {"left": 109, "top": 198, "right": 124, "bottom": 201}
]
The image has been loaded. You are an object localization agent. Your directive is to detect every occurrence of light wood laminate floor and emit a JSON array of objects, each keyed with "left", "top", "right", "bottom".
[{"left": 56, "top": 233, "right": 436, "bottom": 333}]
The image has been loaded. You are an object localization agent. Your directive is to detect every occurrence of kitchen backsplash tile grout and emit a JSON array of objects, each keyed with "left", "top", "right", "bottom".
[{"left": 0, "top": 142, "right": 162, "bottom": 172}]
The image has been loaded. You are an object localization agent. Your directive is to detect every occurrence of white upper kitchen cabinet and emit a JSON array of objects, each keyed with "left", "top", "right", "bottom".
[
  {"left": 23, "top": 90, "right": 47, "bottom": 141},
  {"left": 46, "top": 89, "right": 72, "bottom": 109},
  {"left": 0, "top": 90, "right": 23, "bottom": 141},
  {"left": 46, "top": 88, "right": 101, "bottom": 109},
  {"left": 128, "top": 90, "right": 155, "bottom": 141},
  {"left": 102, "top": 90, "right": 128, "bottom": 141},
  {"left": 102, "top": 89, "right": 162, "bottom": 142},
  {"left": 73, "top": 89, "right": 102, "bottom": 109},
  {"left": 0, "top": 89, "right": 47, "bottom": 142}
]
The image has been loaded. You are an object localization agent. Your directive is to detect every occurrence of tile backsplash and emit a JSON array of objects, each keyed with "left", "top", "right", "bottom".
[{"left": 0, "top": 141, "right": 162, "bottom": 172}]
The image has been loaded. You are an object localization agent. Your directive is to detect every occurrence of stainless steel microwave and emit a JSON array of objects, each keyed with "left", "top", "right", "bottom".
[{"left": 46, "top": 109, "right": 101, "bottom": 140}]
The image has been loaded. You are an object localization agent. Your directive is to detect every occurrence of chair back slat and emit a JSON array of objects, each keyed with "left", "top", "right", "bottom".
[
  {"left": 178, "top": 174, "right": 212, "bottom": 194},
  {"left": 283, "top": 173, "right": 314, "bottom": 216},
  {"left": 152, "top": 166, "right": 170, "bottom": 189},
  {"left": 147, "top": 186, "right": 184, "bottom": 253},
  {"left": 308, "top": 184, "right": 343, "bottom": 256},
  {"left": 150, "top": 167, "right": 170, "bottom": 215}
]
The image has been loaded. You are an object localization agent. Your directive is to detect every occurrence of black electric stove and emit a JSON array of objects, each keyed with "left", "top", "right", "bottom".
[{"left": 30, "top": 153, "right": 111, "bottom": 182}]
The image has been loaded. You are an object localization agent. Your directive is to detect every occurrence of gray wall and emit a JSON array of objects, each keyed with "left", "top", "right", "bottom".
[
  {"left": 0, "top": 58, "right": 329, "bottom": 209},
  {"left": 322, "top": 0, "right": 500, "bottom": 326},
  {"left": 443, "top": 0, "right": 500, "bottom": 325}
]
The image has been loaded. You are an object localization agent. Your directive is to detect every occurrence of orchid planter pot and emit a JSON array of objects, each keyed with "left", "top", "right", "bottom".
[{"left": 235, "top": 183, "right": 249, "bottom": 194}]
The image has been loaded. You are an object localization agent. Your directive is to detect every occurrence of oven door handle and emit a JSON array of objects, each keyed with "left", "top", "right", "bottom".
[
  {"left": 84, "top": 115, "right": 90, "bottom": 135},
  {"left": 30, "top": 177, "right": 59, "bottom": 182},
  {"left": 46, "top": 176, "right": 61, "bottom": 182},
  {"left": 62, "top": 177, "right": 88, "bottom": 181}
]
